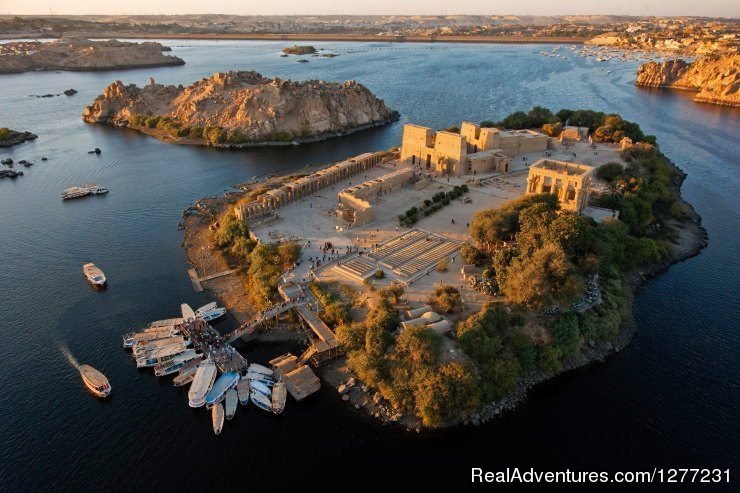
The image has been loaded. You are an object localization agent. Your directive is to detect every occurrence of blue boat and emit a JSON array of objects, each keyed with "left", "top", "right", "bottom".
[{"left": 205, "top": 372, "right": 239, "bottom": 408}]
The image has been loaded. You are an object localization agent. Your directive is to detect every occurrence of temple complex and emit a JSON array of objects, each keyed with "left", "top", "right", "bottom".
[
  {"left": 399, "top": 121, "right": 549, "bottom": 176},
  {"left": 525, "top": 159, "right": 594, "bottom": 212},
  {"left": 234, "top": 151, "right": 384, "bottom": 221},
  {"left": 336, "top": 167, "right": 417, "bottom": 226}
]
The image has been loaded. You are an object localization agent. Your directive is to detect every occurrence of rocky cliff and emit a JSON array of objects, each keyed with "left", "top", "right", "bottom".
[
  {"left": 0, "top": 38, "right": 184, "bottom": 73},
  {"left": 82, "top": 71, "right": 400, "bottom": 145},
  {"left": 636, "top": 54, "right": 739, "bottom": 107}
]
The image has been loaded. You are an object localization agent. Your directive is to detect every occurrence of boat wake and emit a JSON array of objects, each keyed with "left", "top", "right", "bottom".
[{"left": 59, "top": 341, "right": 80, "bottom": 369}]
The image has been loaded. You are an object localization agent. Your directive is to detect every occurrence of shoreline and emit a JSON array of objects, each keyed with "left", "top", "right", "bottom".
[
  {"left": 1, "top": 32, "right": 586, "bottom": 45},
  {"left": 87, "top": 116, "right": 400, "bottom": 148},
  {"left": 181, "top": 151, "right": 707, "bottom": 432}
]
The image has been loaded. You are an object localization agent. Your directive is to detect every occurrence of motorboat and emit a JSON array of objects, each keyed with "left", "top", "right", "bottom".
[
  {"left": 248, "top": 363, "right": 272, "bottom": 377},
  {"left": 195, "top": 302, "right": 217, "bottom": 316},
  {"left": 173, "top": 359, "right": 201, "bottom": 387},
  {"left": 225, "top": 389, "right": 238, "bottom": 420},
  {"left": 83, "top": 263, "right": 106, "bottom": 287},
  {"left": 188, "top": 360, "right": 217, "bottom": 408},
  {"left": 132, "top": 336, "right": 187, "bottom": 357},
  {"left": 122, "top": 326, "right": 180, "bottom": 348},
  {"left": 271, "top": 381, "right": 287, "bottom": 415},
  {"left": 199, "top": 307, "right": 226, "bottom": 322},
  {"left": 250, "top": 379, "right": 272, "bottom": 397},
  {"left": 78, "top": 364, "right": 111, "bottom": 398},
  {"left": 205, "top": 372, "right": 240, "bottom": 409},
  {"left": 245, "top": 372, "right": 275, "bottom": 384},
  {"left": 153, "top": 350, "right": 200, "bottom": 376},
  {"left": 212, "top": 403, "right": 224, "bottom": 435},
  {"left": 181, "top": 303, "right": 196, "bottom": 322},
  {"left": 236, "top": 378, "right": 250, "bottom": 405},
  {"left": 136, "top": 345, "right": 188, "bottom": 368},
  {"left": 250, "top": 389, "right": 272, "bottom": 412}
]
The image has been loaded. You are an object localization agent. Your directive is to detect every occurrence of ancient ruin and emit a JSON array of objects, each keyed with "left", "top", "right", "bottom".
[{"left": 525, "top": 159, "right": 594, "bottom": 212}]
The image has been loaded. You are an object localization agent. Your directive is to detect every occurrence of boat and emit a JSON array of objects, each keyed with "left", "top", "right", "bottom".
[
  {"left": 250, "top": 379, "right": 272, "bottom": 397},
  {"left": 89, "top": 187, "right": 108, "bottom": 195},
  {"left": 61, "top": 187, "right": 91, "bottom": 200},
  {"left": 251, "top": 390, "right": 272, "bottom": 412},
  {"left": 271, "top": 381, "right": 287, "bottom": 415},
  {"left": 146, "top": 317, "right": 185, "bottom": 329},
  {"left": 132, "top": 336, "right": 187, "bottom": 357},
  {"left": 205, "top": 372, "right": 240, "bottom": 409},
  {"left": 136, "top": 345, "right": 188, "bottom": 368},
  {"left": 212, "top": 403, "right": 225, "bottom": 435},
  {"left": 153, "top": 350, "right": 200, "bottom": 376},
  {"left": 188, "top": 360, "right": 218, "bottom": 408},
  {"left": 122, "top": 326, "right": 180, "bottom": 348},
  {"left": 78, "top": 364, "right": 111, "bottom": 398},
  {"left": 248, "top": 363, "right": 272, "bottom": 377},
  {"left": 173, "top": 359, "right": 201, "bottom": 387},
  {"left": 199, "top": 307, "right": 226, "bottom": 322},
  {"left": 195, "top": 302, "right": 217, "bottom": 316},
  {"left": 245, "top": 372, "right": 275, "bottom": 384},
  {"left": 181, "top": 303, "right": 196, "bottom": 322},
  {"left": 225, "top": 389, "right": 238, "bottom": 420},
  {"left": 236, "top": 378, "right": 250, "bottom": 405},
  {"left": 83, "top": 263, "right": 106, "bottom": 287}
]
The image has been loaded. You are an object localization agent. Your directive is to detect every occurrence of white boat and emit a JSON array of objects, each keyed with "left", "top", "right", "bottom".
[
  {"left": 248, "top": 363, "right": 272, "bottom": 377},
  {"left": 79, "top": 364, "right": 111, "bottom": 398},
  {"left": 136, "top": 345, "right": 188, "bottom": 368},
  {"left": 236, "top": 378, "right": 250, "bottom": 405},
  {"left": 195, "top": 302, "right": 217, "bottom": 316},
  {"left": 188, "top": 360, "right": 218, "bottom": 408},
  {"left": 272, "top": 381, "right": 287, "bottom": 415},
  {"left": 61, "top": 186, "right": 92, "bottom": 200},
  {"left": 225, "top": 389, "right": 238, "bottom": 420},
  {"left": 146, "top": 318, "right": 184, "bottom": 329},
  {"left": 83, "top": 263, "right": 106, "bottom": 287},
  {"left": 89, "top": 186, "right": 109, "bottom": 195},
  {"left": 245, "top": 372, "right": 275, "bottom": 384},
  {"left": 173, "top": 359, "right": 201, "bottom": 387},
  {"left": 250, "top": 379, "right": 272, "bottom": 397},
  {"left": 212, "top": 403, "right": 225, "bottom": 435},
  {"left": 153, "top": 350, "right": 200, "bottom": 376},
  {"left": 132, "top": 336, "right": 187, "bottom": 357},
  {"left": 199, "top": 307, "right": 226, "bottom": 322},
  {"left": 181, "top": 303, "right": 196, "bottom": 322},
  {"left": 122, "top": 326, "right": 180, "bottom": 348},
  {"left": 205, "top": 372, "right": 240, "bottom": 409},
  {"left": 251, "top": 390, "right": 272, "bottom": 412}
]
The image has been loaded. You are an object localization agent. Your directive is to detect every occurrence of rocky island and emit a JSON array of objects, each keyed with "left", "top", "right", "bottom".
[
  {"left": 282, "top": 45, "right": 317, "bottom": 55},
  {"left": 82, "top": 71, "right": 400, "bottom": 146},
  {"left": 0, "top": 128, "right": 38, "bottom": 147},
  {"left": 636, "top": 54, "right": 739, "bottom": 107},
  {"left": 0, "top": 38, "right": 184, "bottom": 74},
  {"left": 181, "top": 107, "right": 706, "bottom": 430}
]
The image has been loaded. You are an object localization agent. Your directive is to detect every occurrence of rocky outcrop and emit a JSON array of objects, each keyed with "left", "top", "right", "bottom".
[
  {"left": 0, "top": 129, "right": 38, "bottom": 147},
  {"left": 82, "top": 71, "right": 400, "bottom": 146},
  {"left": 0, "top": 38, "right": 184, "bottom": 73},
  {"left": 636, "top": 54, "right": 739, "bottom": 107}
]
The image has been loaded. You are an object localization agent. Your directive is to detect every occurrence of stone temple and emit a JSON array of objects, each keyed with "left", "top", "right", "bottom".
[
  {"left": 399, "top": 121, "right": 549, "bottom": 176},
  {"left": 525, "top": 159, "right": 594, "bottom": 212}
]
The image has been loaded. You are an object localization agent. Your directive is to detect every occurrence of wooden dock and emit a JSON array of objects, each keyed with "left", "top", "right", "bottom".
[{"left": 188, "top": 268, "right": 240, "bottom": 292}]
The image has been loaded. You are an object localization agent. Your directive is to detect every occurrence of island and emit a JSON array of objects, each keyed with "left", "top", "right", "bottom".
[
  {"left": 82, "top": 71, "right": 400, "bottom": 146},
  {"left": 282, "top": 45, "right": 317, "bottom": 55},
  {"left": 0, "top": 38, "right": 184, "bottom": 74},
  {"left": 636, "top": 54, "right": 739, "bottom": 107},
  {"left": 0, "top": 127, "right": 38, "bottom": 147},
  {"left": 181, "top": 107, "right": 706, "bottom": 430}
]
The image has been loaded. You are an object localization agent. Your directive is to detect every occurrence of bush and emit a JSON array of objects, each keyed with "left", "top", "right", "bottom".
[
  {"left": 436, "top": 259, "right": 449, "bottom": 272},
  {"left": 596, "top": 162, "right": 625, "bottom": 183},
  {"left": 336, "top": 322, "right": 366, "bottom": 351},
  {"left": 428, "top": 285, "right": 463, "bottom": 314},
  {"left": 373, "top": 269, "right": 385, "bottom": 279},
  {"left": 537, "top": 345, "right": 562, "bottom": 375}
]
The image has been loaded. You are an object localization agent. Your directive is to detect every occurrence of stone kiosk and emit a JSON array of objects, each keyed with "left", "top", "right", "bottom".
[{"left": 525, "top": 159, "right": 594, "bottom": 213}]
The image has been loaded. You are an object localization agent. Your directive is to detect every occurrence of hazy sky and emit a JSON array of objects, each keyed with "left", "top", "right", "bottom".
[{"left": 1, "top": 1, "right": 738, "bottom": 18}]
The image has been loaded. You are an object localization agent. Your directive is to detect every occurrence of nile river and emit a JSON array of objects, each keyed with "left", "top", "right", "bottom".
[{"left": 0, "top": 41, "right": 737, "bottom": 490}]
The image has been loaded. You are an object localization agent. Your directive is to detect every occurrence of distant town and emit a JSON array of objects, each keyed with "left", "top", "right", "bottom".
[{"left": 0, "top": 15, "right": 737, "bottom": 55}]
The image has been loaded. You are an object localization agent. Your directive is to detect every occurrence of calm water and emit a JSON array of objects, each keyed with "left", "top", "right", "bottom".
[{"left": 0, "top": 41, "right": 738, "bottom": 491}]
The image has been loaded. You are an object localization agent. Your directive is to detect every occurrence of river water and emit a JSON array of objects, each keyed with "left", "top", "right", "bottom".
[{"left": 0, "top": 41, "right": 737, "bottom": 491}]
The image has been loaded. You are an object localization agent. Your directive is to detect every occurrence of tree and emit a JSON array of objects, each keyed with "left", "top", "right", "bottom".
[
  {"left": 503, "top": 242, "right": 582, "bottom": 308},
  {"left": 508, "top": 328, "right": 537, "bottom": 372},
  {"left": 527, "top": 106, "right": 556, "bottom": 127},
  {"left": 552, "top": 312, "right": 582, "bottom": 358},
  {"left": 498, "top": 111, "right": 531, "bottom": 129},
  {"left": 365, "top": 323, "right": 393, "bottom": 357},
  {"left": 335, "top": 322, "right": 367, "bottom": 351},
  {"left": 428, "top": 285, "right": 463, "bottom": 314},
  {"left": 366, "top": 298, "right": 400, "bottom": 333},
  {"left": 412, "top": 362, "right": 480, "bottom": 426},
  {"left": 479, "top": 352, "right": 520, "bottom": 400},
  {"left": 460, "top": 242, "right": 487, "bottom": 266},
  {"left": 548, "top": 213, "right": 596, "bottom": 263},
  {"left": 277, "top": 242, "right": 301, "bottom": 267},
  {"left": 537, "top": 345, "right": 562, "bottom": 375},
  {"left": 395, "top": 326, "right": 442, "bottom": 367},
  {"left": 596, "top": 162, "right": 625, "bottom": 183},
  {"left": 542, "top": 121, "right": 564, "bottom": 137},
  {"left": 470, "top": 208, "right": 518, "bottom": 248}
]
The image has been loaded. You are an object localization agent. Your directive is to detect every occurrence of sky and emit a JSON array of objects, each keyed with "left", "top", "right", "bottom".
[{"left": 1, "top": 0, "right": 738, "bottom": 18}]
